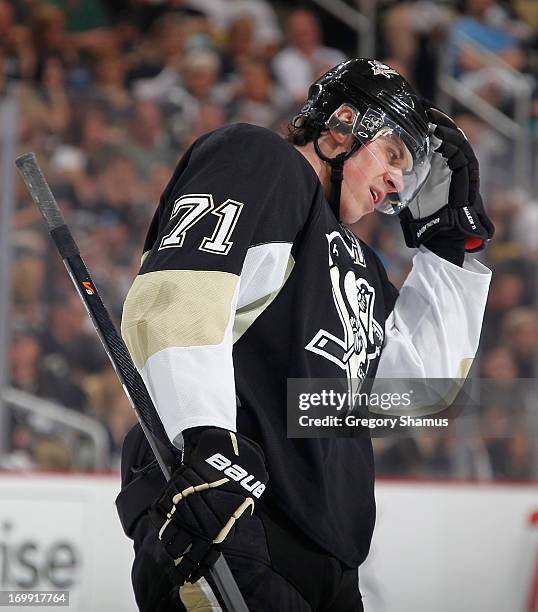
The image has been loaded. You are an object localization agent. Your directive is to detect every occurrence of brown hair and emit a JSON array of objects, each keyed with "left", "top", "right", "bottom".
[{"left": 286, "top": 114, "right": 322, "bottom": 146}]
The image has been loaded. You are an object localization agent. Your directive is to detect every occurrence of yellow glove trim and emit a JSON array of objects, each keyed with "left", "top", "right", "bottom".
[
  {"left": 159, "top": 478, "right": 229, "bottom": 540},
  {"left": 212, "top": 497, "right": 255, "bottom": 544}
]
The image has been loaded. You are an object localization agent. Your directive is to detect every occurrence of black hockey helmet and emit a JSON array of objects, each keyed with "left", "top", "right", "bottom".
[{"left": 292, "top": 59, "right": 433, "bottom": 217}]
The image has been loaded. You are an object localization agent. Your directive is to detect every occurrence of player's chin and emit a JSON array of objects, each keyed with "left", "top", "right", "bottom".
[{"left": 340, "top": 196, "right": 373, "bottom": 225}]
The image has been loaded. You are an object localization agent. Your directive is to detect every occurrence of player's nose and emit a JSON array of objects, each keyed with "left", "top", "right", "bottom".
[{"left": 383, "top": 169, "right": 404, "bottom": 194}]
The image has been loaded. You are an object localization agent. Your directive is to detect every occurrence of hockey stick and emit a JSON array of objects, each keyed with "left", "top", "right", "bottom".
[{"left": 15, "top": 152, "right": 248, "bottom": 612}]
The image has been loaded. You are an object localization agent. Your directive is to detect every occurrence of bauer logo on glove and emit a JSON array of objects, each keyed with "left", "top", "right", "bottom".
[{"left": 205, "top": 452, "right": 266, "bottom": 498}]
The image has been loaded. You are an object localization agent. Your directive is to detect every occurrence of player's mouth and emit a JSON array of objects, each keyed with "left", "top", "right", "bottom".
[{"left": 369, "top": 186, "right": 384, "bottom": 208}]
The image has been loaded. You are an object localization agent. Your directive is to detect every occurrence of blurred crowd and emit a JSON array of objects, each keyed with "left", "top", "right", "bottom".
[{"left": 2, "top": 0, "right": 536, "bottom": 477}]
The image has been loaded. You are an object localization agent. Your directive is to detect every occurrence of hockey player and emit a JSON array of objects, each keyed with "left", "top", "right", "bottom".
[{"left": 116, "top": 59, "right": 494, "bottom": 611}]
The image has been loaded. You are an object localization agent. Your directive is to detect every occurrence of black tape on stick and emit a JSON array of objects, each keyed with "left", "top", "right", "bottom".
[{"left": 50, "top": 225, "right": 80, "bottom": 259}]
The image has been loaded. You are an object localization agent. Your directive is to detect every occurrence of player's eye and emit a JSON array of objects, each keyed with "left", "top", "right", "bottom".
[
  {"left": 388, "top": 140, "right": 414, "bottom": 173},
  {"left": 386, "top": 146, "right": 403, "bottom": 168}
]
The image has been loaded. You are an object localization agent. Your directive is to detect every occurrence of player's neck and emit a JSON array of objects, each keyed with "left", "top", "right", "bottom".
[{"left": 294, "top": 142, "right": 331, "bottom": 197}]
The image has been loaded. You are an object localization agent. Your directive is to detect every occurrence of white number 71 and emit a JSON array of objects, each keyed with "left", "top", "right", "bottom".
[{"left": 159, "top": 194, "right": 244, "bottom": 255}]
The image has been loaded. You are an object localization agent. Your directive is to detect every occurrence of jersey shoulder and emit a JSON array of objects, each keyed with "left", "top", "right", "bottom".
[
  {"left": 143, "top": 124, "right": 319, "bottom": 266},
  {"left": 159, "top": 123, "right": 308, "bottom": 212},
  {"left": 194, "top": 122, "right": 305, "bottom": 169}
]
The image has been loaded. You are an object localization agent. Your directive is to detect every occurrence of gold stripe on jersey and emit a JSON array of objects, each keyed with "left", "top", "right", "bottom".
[
  {"left": 233, "top": 255, "right": 295, "bottom": 343},
  {"left": 457, "top": 357, "right": 473, "bottom": 379},
  {"left": 179, "top": 578, "right": 222, "bottom": 610},
  {"left": 121, "top": 269, "right": 238, "bottom": 368}
]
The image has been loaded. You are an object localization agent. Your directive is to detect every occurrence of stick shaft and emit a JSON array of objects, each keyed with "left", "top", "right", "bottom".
[
  {"left": 15, "top": 152, "right": 248, "bottom": 612},
  {"left": 15, "top": 153, "right": 66, "bottom": 231}
]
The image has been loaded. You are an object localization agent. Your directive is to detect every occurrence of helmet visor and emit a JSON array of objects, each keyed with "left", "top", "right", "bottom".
[{"left": 327, "top": 105, "right": 433, "bottom": 214}]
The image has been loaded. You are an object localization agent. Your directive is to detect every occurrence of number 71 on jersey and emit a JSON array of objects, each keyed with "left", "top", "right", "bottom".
[{"left": 159, "top": 193, "right": 244, "bottom": 256}]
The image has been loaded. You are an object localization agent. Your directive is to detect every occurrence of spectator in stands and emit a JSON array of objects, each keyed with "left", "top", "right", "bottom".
[
  {"left": 164, "top": 50, "right": 229, "bottom": 147},
  {"left": 9, "top": 66, "right": 72, "bottom": 176},
  {"left": 272, "top": 8, "right": 346, "bottom": 105},
  {"left": 182, "top": 50, "right": 224, "bottom": 105},
  {"left": 480, "top": 405, "right": 533, "bottom": 480},
  {"left": 84, "top": 366, "right": 136, "bottom": 460},
  {"left": 4, "top": 422, "right": 36, "bottom": 470},
  {"left": 498, "top": 189, "right": 538, "bottom": 260},
  {"left": 450, "top": 0, "right": 530, "bottom": 109},
  {"left": 502, "top": 432, "right": 533, "bottom": 480},
  {"left": 33, "top": 435, "right": 72, "bottom": 470},
  {"left": 501, "top": 308, "right": 537, "bottom": 378},
  {"left": 37, "top": 57, "right": 71, "bottom": 134},
  {"left": 9, "top": 331, "right": 43, "bottom": 395},
  {"left": 106, "top": 384, "right": 138, "bottom": 456},
  {"left": 182, "top": 101, "right": 226, "bottom": 147},
  {"left": 30, "top": 4, "right": 76, "bottom": 78},
  {"left": 220, "top": 16, "right": 256, "bottom": 79},
  {"left": 185, "top": 0, "right": 282, "bottom": 57},
  {"left": 0, "top": 0, "right": 34, "bottom": 81},
  {"left": 228, "top": 59, "right": 288, "bottom": 128},
  {"left": 11, "top": 251, "right": 46, "bottom": 330},
  {"left": 478, "top": 345, "right": 529, "bottom": 468},
  {"left": 71, "top": 103, "right": 120, "bottom": 168},
  {"left": 375, "top": 430, "right": 455, "bottom": 478},
  {"left": 131, "top": 13, "right": 209, "bottom": 103},
  {"left": 90, "top": 152, "right": 147, "bottom": 225},
  {"left": 480, "top": 344, "right": 519, "bottom": 380},
  {"left": 382, "top": 1, "right": 451, "bottom": 98},
  {"left": 9, "top": 328, "right": 81, "bottom": 468},
  {"left": 119, "top": 100, "right": 174, "bottom": 178},
  {"left": 90, "top": 48, "right": 131, "bottom": 112},
  {"left": 46, "top": 102, "right": 122, "bottom": 213},
  {"left": 481, "top": 261, "right": 527, "bottom": 351},
  {"left": 39, "top": 293, "right": 105, "bottom": 410}
]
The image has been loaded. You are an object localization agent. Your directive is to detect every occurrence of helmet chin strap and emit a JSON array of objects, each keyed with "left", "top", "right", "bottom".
[{"left": 314, "top": 137, "right": 361, "bottom": 220}]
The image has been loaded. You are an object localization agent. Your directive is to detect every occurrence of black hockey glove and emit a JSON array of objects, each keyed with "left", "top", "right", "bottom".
[
  {"left": 399, "top": 107, "right": 494, "bottom": 264},
  {"left": 150, "top": 427, "right": 268, "bottom": 586}
]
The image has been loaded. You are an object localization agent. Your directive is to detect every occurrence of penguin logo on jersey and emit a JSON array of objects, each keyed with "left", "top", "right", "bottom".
[{"left": 305, "top": 229, "right": 384, "bottom": 395}]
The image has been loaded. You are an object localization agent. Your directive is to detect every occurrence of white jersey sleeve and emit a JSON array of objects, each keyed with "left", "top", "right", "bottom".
[{"left": 375, "top": 246, "right": 491, "bottom": 380}]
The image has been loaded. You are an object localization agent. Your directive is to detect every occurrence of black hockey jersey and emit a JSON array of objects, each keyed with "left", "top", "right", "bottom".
[{"left": 121, "top": 123, "right": 491, "bottom": 567}]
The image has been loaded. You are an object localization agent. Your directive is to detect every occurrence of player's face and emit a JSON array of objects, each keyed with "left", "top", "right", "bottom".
[{"left": 339, "top": 135, "right": 410, "bottom": 224}]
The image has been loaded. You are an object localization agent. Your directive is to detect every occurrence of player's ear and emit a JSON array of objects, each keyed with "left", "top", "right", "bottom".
[{"left": 328, "top": 105, "right": 355, "bottom": 145}]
